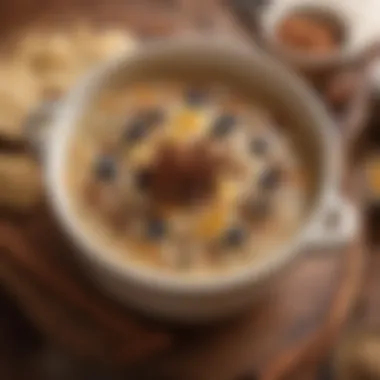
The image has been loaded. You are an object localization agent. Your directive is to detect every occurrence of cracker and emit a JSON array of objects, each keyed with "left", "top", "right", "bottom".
[
  {"left": 73, "top": 26, "right": 138, "bottom": 66},
  {"left": 0, "top": 63, "right": 40, "bottom": 141},
  {"left": 0, "top": 24, "right": 138, "bottom": 143},
  {"left": 0, "top": 154, "right": 42, "bottom": 211}
]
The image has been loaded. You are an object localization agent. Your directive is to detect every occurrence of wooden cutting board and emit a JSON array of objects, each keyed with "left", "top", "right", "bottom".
[{"left": 0, "top": 202, "right": 366, "bottom": 380}]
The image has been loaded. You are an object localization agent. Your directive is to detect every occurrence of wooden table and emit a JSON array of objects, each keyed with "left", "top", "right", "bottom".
[{"left": 0, "top": 1, "right": 371, "bottom": 379}]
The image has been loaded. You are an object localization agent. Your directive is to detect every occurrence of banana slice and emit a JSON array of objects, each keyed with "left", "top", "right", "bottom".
[
  {"left": 167, "top": 108, "right": 207, "bottom": 143},
  {"left": 194, "top": 181, "right": 239, "bottom": 240}
]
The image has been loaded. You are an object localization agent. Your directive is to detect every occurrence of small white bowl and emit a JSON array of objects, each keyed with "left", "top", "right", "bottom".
[
  {"left": 32, "top": 36, "right": 357, "bottom": 322},
  {"left": 260, "top": 0, "right": 378, "bottom": 71}
]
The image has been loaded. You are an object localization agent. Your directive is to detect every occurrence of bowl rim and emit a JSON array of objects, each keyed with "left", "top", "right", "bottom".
[{"left": 45, "top": 36, "right": 341, "bottom": 294}]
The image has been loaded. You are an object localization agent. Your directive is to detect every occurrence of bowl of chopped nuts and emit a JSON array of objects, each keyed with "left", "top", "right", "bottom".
[
  {"left": 260, "top": 0, "right": 377, "bottom": 72},
  {"left": 228, "top": 0, "right": 378, "bottom": 74}
]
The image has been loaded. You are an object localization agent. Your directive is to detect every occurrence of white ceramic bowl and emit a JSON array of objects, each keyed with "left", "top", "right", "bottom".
[
  {"left": 259, "top": 0, "right": 378, "bottom": 71},
  {"left": 33, "top": 36, "right": 357, "bottom": 322}
]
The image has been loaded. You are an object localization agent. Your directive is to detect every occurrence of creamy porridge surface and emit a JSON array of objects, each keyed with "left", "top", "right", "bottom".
[{"left": 65, "top": 81, "right": 308, "bottom": 276}]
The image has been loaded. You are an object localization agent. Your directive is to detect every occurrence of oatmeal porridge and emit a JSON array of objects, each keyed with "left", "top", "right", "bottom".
[{"left": 65, "top": 81, "right": 309, "bottom": 275}]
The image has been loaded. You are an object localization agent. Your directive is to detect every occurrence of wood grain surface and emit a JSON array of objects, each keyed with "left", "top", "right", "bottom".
[{"left": 0, "top": 0, "right": 372, "bottom": 379}]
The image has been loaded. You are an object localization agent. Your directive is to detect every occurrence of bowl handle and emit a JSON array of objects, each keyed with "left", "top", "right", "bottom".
[
  {"left": 302, "top": 191, "right": 358, "bottom": 250},
  {"left": 23, "top": 99, "right": 61, "bottom": 162}
]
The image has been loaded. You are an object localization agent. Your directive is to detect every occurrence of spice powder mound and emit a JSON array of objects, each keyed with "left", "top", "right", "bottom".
[
  {"left": 276, "top": 13, "right": 344, "bottom": 55},
  {"left": 148, "top": 141, "right": 222, "bottom": 208}
]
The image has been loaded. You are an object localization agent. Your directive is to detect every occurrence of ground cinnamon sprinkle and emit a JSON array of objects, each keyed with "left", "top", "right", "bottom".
[
  {"left": 149, "top": 141, "right": 221, "bottom": 207},
  {"left": 276, "top": 13, "right": 343, "bottom": 55}
]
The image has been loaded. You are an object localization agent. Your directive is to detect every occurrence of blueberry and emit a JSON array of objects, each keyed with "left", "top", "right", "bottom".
[
  {"left": 94, "top": 156, "right": 117, "bottom": 181},
  {"left": 124, "top": 108, "right": 165, "bottom": 142},
  {"left": 185, "top": 88, "right": 208, "bottom": 106},
  {"left": 146, "top": 218, "right": 166, "bottom": 241},
  {"left": 143, "top": 108, "right": 165, "bottom": 125},
  {"left": 223, "top": 226, "right": 246, "bottom": 247},
  {"left": 250, "top": 137, "right": 268, "bottom": 156},
  {"left": 259, "top": 167, "right": 282, "bottom": 191},
  {"left": 124, "top": 119, "right": 147, "bottom": 142},
  {"left": 135, "top": 168, "right": 153, "bottom": 191},
  {"left": 211, "top": 114, "right": 237, "bottom": 137}
]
